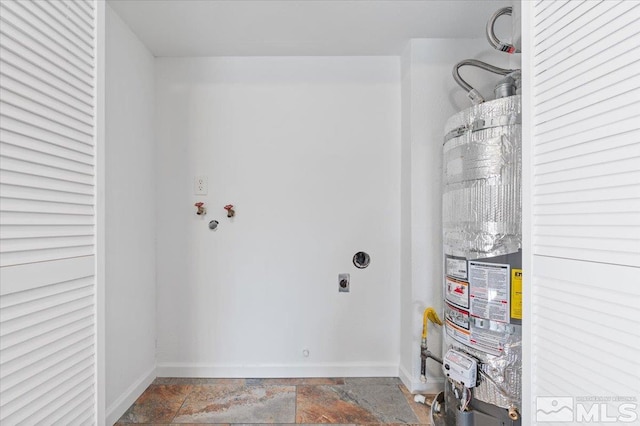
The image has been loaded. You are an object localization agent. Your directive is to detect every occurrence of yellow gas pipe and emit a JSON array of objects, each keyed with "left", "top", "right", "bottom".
[
  {"left": 422, "top": 307, "right": 442, "bottom": 345},
  {"left": 420, "top": 307, "right": 443, "bottom": 382}
]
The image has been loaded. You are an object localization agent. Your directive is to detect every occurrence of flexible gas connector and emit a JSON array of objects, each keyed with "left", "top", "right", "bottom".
[
  {"left": 420, "top": 307, "right": 443, "bottom": 382},
  {"left": 422, "top": 307, "right": 442, "bottom": 344},
  {"left": 452, "top": 59, "right": 518, "bottom": 105}
]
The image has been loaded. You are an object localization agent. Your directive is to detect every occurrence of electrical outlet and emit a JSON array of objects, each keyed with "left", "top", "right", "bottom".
[{"left": 194, "top": 176, "right": 208, "bottom": 195}]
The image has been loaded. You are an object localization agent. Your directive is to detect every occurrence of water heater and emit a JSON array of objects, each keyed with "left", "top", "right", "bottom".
[{"left": 440, "top": 94, "right": 522, "bottom": 425}]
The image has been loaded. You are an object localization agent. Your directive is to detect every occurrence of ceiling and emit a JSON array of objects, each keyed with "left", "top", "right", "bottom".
[{"left": 107, "top": 0, "right": 512, "bottom": 57}]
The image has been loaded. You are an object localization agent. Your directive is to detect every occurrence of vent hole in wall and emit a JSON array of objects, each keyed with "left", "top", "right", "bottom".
[{"left": 353, "top": 252, "right": 371, "bottom": 269}]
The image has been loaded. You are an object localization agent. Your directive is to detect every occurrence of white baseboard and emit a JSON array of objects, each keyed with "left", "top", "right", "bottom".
[
  {"left": 399, "top": 364, "right": 444, "bottom": 394},
  {"left": 106, "top": 365, "right": 156, "bottom": 426},
  {"left": 156, "top": 362, "right": 399, "bottom": 378},
  {"left": 398, "top": 363, "right": 414, "bottom": 390}
]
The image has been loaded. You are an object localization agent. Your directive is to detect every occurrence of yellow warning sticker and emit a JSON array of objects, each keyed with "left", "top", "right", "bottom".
[{"left": 511, "top": 269, "right": 523, "bottom": 320}]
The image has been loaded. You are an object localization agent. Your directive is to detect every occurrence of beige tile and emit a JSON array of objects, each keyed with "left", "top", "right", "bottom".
[
  {"left": 117, "top": 385, "right": 193, "bottom": 424},
  {"left": 173, "top": 385, "right": 296, "bottom": 424},
  {"left": 296, "top": 384, "right": 418, "bottom": 424},
  {"left": 117, "top": 377, "right": 427, "bottom": 425}
]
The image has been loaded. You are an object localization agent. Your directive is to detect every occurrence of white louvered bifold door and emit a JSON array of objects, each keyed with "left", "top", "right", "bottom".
[
  {"left": 525, "top": 0, "right": 640, "bottom": 424},
  {"left": 0, "top": 0, "right": 98, "bottom": 424}
]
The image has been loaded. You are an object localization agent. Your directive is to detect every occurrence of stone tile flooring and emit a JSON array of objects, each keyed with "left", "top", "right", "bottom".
[{"left": 116, "top": 377, "right": 433, "bottom": 425}]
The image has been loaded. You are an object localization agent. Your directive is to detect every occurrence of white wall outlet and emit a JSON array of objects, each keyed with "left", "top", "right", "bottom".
[{"left": 194, "top": 176, "right": 208, "bottom": 195}]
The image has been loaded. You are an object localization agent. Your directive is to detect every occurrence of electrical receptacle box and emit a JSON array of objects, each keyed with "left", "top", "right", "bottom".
[
  {"left": 338, "top": 273, "right": 350, "bottom": 292},
  {"left": 443, "top": 349, "right": 477, "bottom": 388},
  {"left": 194, "top": 176, "right": 208, "bottom": 195}
]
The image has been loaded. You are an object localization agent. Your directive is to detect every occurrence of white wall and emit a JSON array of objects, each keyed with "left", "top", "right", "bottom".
[
  {"left": 105, "top": 5, "right": 156, "bottom": 423},
  {"left": 155, "top": 57, "right": 401, "bottom": 377},
  {"left": 399, "top": 38, "right": 513, "bottom": 392}
]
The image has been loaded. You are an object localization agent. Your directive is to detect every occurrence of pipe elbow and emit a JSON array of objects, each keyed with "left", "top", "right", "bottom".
[{"left": 486, "top": 7, "right": 520, "bottom": 54}]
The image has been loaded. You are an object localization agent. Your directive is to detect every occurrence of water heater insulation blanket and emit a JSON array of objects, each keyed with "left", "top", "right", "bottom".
[
  {"left": 442, "top": 95, "right": 522, "bottom": 411},
  {"left": 443, "top": 96, "right": 521, "bottom": 260}
]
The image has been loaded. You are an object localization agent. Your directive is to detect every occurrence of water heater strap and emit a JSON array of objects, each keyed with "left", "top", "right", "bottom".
[{"left": 443, "top": 114, "right": 522, "bottom": 143}]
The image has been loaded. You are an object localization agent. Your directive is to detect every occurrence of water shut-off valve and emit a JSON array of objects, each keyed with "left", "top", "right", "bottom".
[{"left": 194, "top": 202, "right": 206, "bottom": 215}]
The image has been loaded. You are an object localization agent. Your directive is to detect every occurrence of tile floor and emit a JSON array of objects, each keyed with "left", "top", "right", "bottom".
[{"left": 115, "top": 377, "right": 433, "bottom": 425}]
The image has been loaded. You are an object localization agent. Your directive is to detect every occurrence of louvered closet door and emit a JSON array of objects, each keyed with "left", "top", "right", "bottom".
[
  {"left": 526, "top": 0, "right": 640, "bottom": 422},
  {"left": 0, "top": 0, "right": 98, "bottom": 424}
]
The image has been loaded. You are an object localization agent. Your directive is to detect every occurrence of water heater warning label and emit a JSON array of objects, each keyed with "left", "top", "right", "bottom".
[
  {"left": 445, "top": 319, "right": 506, "bottom": 356},
  {"left": 511, "top": 269, "right": 523, "bottom": 320},
  {"left": 445, "top": 302, "right": 469, "bottom": 330},
  {"left": 445, "top": 277, "right": 469, "bottom": 309},
  {"left": 469, "top": 261, "right": 510, "bottom": 323}
]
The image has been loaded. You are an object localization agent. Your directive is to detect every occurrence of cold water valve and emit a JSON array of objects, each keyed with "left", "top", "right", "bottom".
[{"left": 194, "top": 202, "right": 206, "bottom": 215}]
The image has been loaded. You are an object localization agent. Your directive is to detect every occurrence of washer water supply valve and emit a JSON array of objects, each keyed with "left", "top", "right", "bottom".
[
  {"left": 194, "top": 202, "right": 206, "bottom": 215},
  {"left": 443, "top": 349, "right": 477, "bottom": 388},
  {"left": 224, "top": 204, "right": 235, "bottom": 218}
]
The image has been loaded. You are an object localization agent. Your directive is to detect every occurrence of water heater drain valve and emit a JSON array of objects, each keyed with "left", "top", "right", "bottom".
[{"left": 443, "top": 349, "right": 477, "bottom": 388}]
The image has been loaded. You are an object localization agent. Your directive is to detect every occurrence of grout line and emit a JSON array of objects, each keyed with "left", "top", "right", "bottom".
[
  {"left": 170, "top": 384, "right": 193, "bottom": 424},
  {"left": 294, "top": 384, "right": 298, "bottom": 424}
]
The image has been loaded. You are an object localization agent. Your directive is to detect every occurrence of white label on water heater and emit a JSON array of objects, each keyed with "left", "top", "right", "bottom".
[
  {"left": 468, "top": 261, "right": 510, "bottom": 324},
  {"left": 446, "top": 257, "right": 468, "bottom": 280}
]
